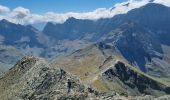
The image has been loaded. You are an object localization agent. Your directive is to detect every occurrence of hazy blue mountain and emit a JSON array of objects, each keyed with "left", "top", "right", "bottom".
[
  {"left": 42, "top": 3, "right": 170, "bottom": 77},
  {"left": 103, "top": 22, "right": 162, "bottom": 72},
  {"left": 0, "top": 19, "right": 46, "bottom": 71},
  {"left": 43, "top": 17, "right": 96, "bottom": 40},
  {"left": 124, "top": 3, "right": 170, "bottom": 46},
  {"left": 43, "top": 3, "right": 170, "bottom": 42},
  {"left": 1, "top": 3, "right": 170, "bottom": 78},
  {"left": 43, "top": 15, "right": 126, "bottom": 41},
  {"left": 0, "top": 19, "right": 44, "bottom": 48}
]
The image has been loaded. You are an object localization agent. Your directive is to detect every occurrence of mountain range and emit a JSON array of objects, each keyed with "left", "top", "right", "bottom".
[{"left": 0, "top": 2, "right": 170, "bottom": 99}]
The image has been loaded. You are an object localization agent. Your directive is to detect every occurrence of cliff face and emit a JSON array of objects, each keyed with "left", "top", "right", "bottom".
[{"left": 102, "top": 61, "right": 170, "bottom": 96}]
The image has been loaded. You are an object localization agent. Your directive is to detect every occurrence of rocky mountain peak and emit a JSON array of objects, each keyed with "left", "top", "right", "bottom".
[
  {"left": 102, "top": 61, "right": 170, "bottom": 96},
  {"left": 15, "top": 56, "right": 38, "bottom": 72},
  {"left": 0, "top": 19, "right": 10, "bottom": 24},
  {"left": 0, "top": 56, "right": 123, "bottom": 99}
]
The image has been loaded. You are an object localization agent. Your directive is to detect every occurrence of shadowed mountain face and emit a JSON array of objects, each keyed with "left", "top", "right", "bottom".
[
  {"left": 43, "top": 3, "right": 170, "bottom": 44},
  {"left": 125, "top": 3, "right": 170, "bottom": 46},
  {"left": 0, "top": 20, "right": 47, "bottom": 71},
  {"left": 103, "top": 22, "right": 163, "bottom": 72},
  {"left": 102, "top": 61, "right": 170, "bottom": 96},
  {"left": 43, "top": 3, "right": 170, "bottom": 42},
  {"left": 126, "top": 3, "right": 170, "bottom": 30},
  {"left": 43, "top": 18, "right": 96, "bottom": 40},
  {"left": 0, "top": 19, "right": 43, "bottom": 47},
  {"left": 43, "top": 15, "right": 126, "bottom": 42}
]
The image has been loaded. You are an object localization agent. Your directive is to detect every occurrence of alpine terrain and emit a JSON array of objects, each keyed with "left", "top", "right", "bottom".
[{"left": 0, "top": 0, "right": 170, "bottom": 100}]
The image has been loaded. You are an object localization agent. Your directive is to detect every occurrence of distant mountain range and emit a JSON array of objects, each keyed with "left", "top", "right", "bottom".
[
  {"left": 42, "top": 3, "right": 170, "bottom": 78},
  {"left": 1, "top": 3, "right": 170, "bottom": 99}
]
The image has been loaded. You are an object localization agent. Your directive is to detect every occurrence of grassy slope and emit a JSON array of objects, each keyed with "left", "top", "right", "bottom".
[{"left": 51, "top": 44, "right": 170, "bottom": 95}]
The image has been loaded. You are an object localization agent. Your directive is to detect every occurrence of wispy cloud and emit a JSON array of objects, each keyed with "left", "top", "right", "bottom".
[
  {"left": 11, "top": 7, "right": 30, "bottom": 19},
  {"left": 0, "top": 0, "right": 169, "bottom": 24}
]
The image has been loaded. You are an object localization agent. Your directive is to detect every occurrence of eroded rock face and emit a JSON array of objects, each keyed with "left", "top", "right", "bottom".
[
  {"left": 15, "top": 56, "right": 37, "bottom": 72},
  {"left": 20, "top": 68, "right": 88, "bottom": 100},
  {"left": 102, "top": 61, "right": 170, "bottom": 96},
  {"left": 0, "top": 56, "right": 89, "bottom": 100}
]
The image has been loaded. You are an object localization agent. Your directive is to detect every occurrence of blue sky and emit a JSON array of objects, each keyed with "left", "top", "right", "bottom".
[{"left": 0, "top": 0, "right": 126, "bottom": 13}]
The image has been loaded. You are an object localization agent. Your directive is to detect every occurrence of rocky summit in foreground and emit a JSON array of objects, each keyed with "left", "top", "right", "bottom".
[{"left": 0, "top": 56, "right": 170, "bottom": 100}]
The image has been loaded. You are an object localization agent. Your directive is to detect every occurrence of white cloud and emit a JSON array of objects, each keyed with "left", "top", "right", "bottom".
[
  {"left": 11, "top": 7, "right": 30, "bottom": 19},
  {"left": 0, "top": 0, "right": 169, "bottom": 24},
  {"left": 154, "top": 0, "right": 170, "bottom": 7},
  {"left": 0, "top": 5, "right": 10, "bottom": 13}
]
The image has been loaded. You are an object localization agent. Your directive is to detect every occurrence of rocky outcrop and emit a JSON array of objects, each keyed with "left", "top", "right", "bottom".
[
  {"left": 1, "top": 56, "right": 170, "bottom": 100},
  {"left": 0, "top": 56, "right": 118, "bottom": 100},
  {"left": 102, "top": 61, "right": 170, "bottom": 96},
  {"left": 0, "top": 56, "right": 86, "bottom": 99}
]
